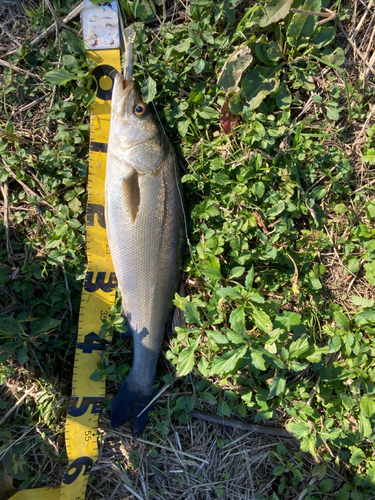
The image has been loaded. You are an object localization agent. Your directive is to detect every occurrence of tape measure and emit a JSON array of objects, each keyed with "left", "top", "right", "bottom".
[{"left": 10, "top": 3, "right": 121, "bottom": 499}]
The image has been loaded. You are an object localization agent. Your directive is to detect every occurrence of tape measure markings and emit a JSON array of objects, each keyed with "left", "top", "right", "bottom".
[{"left": 59, "top": 48, "right": 121, "bottom": 500}]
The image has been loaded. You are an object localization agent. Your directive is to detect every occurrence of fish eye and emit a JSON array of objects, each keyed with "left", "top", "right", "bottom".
[{"left": 134, "top": 103, "right": 147, "bottom": 116}]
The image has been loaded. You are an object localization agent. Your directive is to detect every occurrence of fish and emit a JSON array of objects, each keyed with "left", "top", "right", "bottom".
[{"left": 105, "top": 73, "right": 185, "bottom": 437}]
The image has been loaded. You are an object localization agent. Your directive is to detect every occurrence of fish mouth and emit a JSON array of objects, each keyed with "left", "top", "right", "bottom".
[{"left": 112, "top": 73, "right": 136, "bottom": 119}]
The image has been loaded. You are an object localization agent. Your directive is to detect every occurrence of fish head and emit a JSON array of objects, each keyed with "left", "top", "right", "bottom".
[
  {"left": 111, "top": 73, "right": 161, "bottom": 147},
  {"left": 109, "top": 73, "right": 168, "bottom": 178}
]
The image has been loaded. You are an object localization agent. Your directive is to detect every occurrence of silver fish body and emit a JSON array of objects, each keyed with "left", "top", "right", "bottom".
[{"left": 105, "top": 74, "right": 184, "bottom": 435}]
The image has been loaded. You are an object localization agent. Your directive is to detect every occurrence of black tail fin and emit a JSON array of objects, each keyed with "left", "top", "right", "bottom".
[{"left": 111, "top": 375, "right": 159, "bottom": 437}]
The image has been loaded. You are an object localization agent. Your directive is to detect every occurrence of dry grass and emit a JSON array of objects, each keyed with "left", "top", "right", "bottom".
[{"left": 1, "top": 0, "right": 375, "bottom": 499}]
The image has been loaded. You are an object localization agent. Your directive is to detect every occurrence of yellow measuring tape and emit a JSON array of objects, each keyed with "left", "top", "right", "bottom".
[{"left": 11, "top": 8, "right": 121, "bottom": 500}]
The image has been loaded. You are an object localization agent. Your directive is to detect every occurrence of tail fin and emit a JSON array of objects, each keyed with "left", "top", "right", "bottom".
[{"left": 111, "top": 375, "right": 159, "bottom": 437}]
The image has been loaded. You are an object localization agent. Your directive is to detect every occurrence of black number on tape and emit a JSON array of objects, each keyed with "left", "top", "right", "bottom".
[
  {"left": 68, "top": 396, "right": 103, "bottom": 417},
  {"left": 76, "top": 332, "right": 108, "bottom": 353},
  {"left": 91, "top": 64, "right": 118, "bottom": 101},
  {"left": 63, "top": 456, "right": 94, "bottom": 485},
  {"left": 84, "top": 271, "right": 117, "bottom": 293},
  {"left": 87, "top": 203, "right": 106, "bottom": 228}
]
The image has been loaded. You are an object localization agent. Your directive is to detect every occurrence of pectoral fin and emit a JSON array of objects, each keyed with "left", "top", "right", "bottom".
[{"left": 122, "top": 169, "right": 140, "bottom": 224}]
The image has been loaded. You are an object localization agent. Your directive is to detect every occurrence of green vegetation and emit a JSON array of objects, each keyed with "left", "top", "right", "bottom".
[{"left": 1, "top": 0, "right": 375, "bottom": 498}]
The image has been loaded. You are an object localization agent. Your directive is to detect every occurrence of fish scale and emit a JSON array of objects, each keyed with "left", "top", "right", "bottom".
[{"left": 105, "top": 75, "right": 184, "bottom": 435}]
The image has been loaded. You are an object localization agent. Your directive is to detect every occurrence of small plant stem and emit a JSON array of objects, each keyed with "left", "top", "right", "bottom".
[
  {"left": 0, "top": 384, "right": 36, "bottom": 426},
  {"left": 191, "top": 410, "right": 292, "bottom": 438},
  {"left": 110, "top": 429, "right": 210, "bottom": 463}
]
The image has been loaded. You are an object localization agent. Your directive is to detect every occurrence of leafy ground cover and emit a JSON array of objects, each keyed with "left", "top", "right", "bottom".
[{"left": 0, "top": 0, "right": 375, "bottom": 499}]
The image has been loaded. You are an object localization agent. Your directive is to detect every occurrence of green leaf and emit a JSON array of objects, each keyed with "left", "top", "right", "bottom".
[
  {"left": 208, "top": 331, "right": 229, "bottom": 344},
  {"left": 326, "top": 107, "right": 340, "bottom": 121},
  {"left": 2, "top": 446, "right": 30, "bottom": 480},
  {"left": 366, "top": 199, "right": 375, "bottom": 219},
  {"left": 141, "top": 76, "right": 157, "bottom": 104},
  {"left": 217, "top": 398, "right": 231, "bottom": 417},
  {"left": 252, "top": 306, "right": 272, "bottom": 333},
  {"left": 44, "top": 69, "right": 76, "bottom": 85},
  {"left": 229, "top": 306, "right": 245, "bottom": 334},
  {"left": 178, "top": 118, "right": 190, "bottom": 137},
  {"left": 360, "top": 395, "right": 375, "bottom": 418},
  {"left": 17, "top": 347, "right": 28, "bottom": 364},
  {"left": 287, "top": 0, "right": 321, "bottom": 41},
  {"left": 0, "top": 269, "right": 8, "bottom": 287},
  {"left": 197, "top": 106, "right": 220, "bottom": 119},
  {"left": 334, "top": 492, "right": 350, "bottom": 500},
  {"left": 306, "top": 346, "right": 329, "bottom": 362},
  {"left": 218, "top": 46, "right": 253, "bottom": 92},
  {"left": 273, "top": 465, "right": 285, "bottom": 476},
  {"left": 31, "top": 318, "right": 60, "bottom": 335},
  {"left": 351, "top": 295, "right": 374, "bottom": 308},
  {"left": 286, "top": 421, "right": 311, "bottom": 438},
  {"left": 198, "top": 357, "right": 209, "bottom": 377},
  {"left": 274, "top": 81, "right": 292, "bottom": 109},
  {"left": 328, "top": 336, "right": 341, "bottom": 353},
  {"left": 242, "top": 66, "right": 279, "bottom": 110},
  {"left": 64, "top": 31, "right": 86, "bottom": 56},
  {"left": 333, "top": 310, "right": 350, "bottom": 329},
  {"left": 184, "top": 302, "right": 201, "bottom": 325},
  {"left": 200, "top": 392, "right": 217, "bottom": 404},
  {"left": 322, "top": 47, "right": 345, "bottom": 67},
  {"left": 349, "top": 446, "right": 365, "bottom": 467},
  {"left": 355, "top": 309, "right": 375, "bottom": 326},
  {"left": 177, "top": 340, "right": 199, "bottom": 376},
  {"left": 229, "top": 266, "right": 245, "bottom": 279},
  {"left": 139, "top": 0, "right": 157, "bottom": 20},
  {"left": 267, "top": 200, "right": 285, "bottom": 217},
  {"left": 307, "top": 277, "right": 322, "bottom": 290},
  {"left": 363, "top": 148, "right": 375, "bottom": 165},
  {"left": 62, "top": 54, "right": 80, "bottom": 72},
  {"left": 312, "top": 25, "right": 336, "bottom": 49},
  {"left": 194, "top": 59, "right": 206, "bottom": 74},
  {"left": 289, "top": 334, "right": 310, "bottom": 359},
  {"left": 226, "top": 329, "right": 247, "bottom": 344},
  {"left": 202, "top": 267, "right": 223, "bottom": 280},
  {"left": 359, "top": 412, "right": 372, "bottom": 438},
  {"left": 90, "top": 370, "right": 104, "bottom": 382},
  {"left": 245, "top": 266, "right": 254, "bottom": 290},
  {"left": 268, "top": 372, "right": 286, "bottom": 398},
  {"left": 258, "top": 0, "right": 294, "bottom": 27},
  {"left": 216, "top": 287, "right": 241, "bottom": 299},
  {"left": 210, "top": 345, "right": 248, "bottom": 375},
  {"left": 250, "top": 350, "right": 266, "bottom": 370},
  {"left": 364, "top": 262, "right": 375, "bottom": 286}
]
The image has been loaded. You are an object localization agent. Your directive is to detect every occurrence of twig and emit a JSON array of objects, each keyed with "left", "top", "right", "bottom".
[
  {"left": 61, "top": 263, "right": 73, "bottom": 317},
  {"left": 1, "top": 159, "right": 56, "bottom": 211},
  {"left": 297, "top": 478, "right": 317, "bottom": 500},
  {"left": 44, "top": 0, "right": 60, "bottom": 44},
  {"left": 337, "top": 22, "right": 375, "bottom": 78},
  {"left": 18, "top": 94, "right": 49, "bottom": 113},
  {"left": 4, "top": 1, "right": 88, "bottom": 57},
  {"left": 137, "top": 383, "right": 171, "bottom": 417},
  {"left": 0, "top": 58, "right": 41, "bottom": 79},
  {"left": 122, "top": 481, "right": 144, "bottom": 500},
  {"left": 291, "top": 7, "right": 336, "bottom": 26},
  {"left": 0, "top": 181, "right": 13, "bottom": 263},
  {"left": 191, "top": 410, "right": 292, "bottom": 438},
  {"left": 0, "top": 384, "right": 36, "bottom": 426},
  {"left": 113, "top": 430, "right": 210, "bottom": 463}
]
